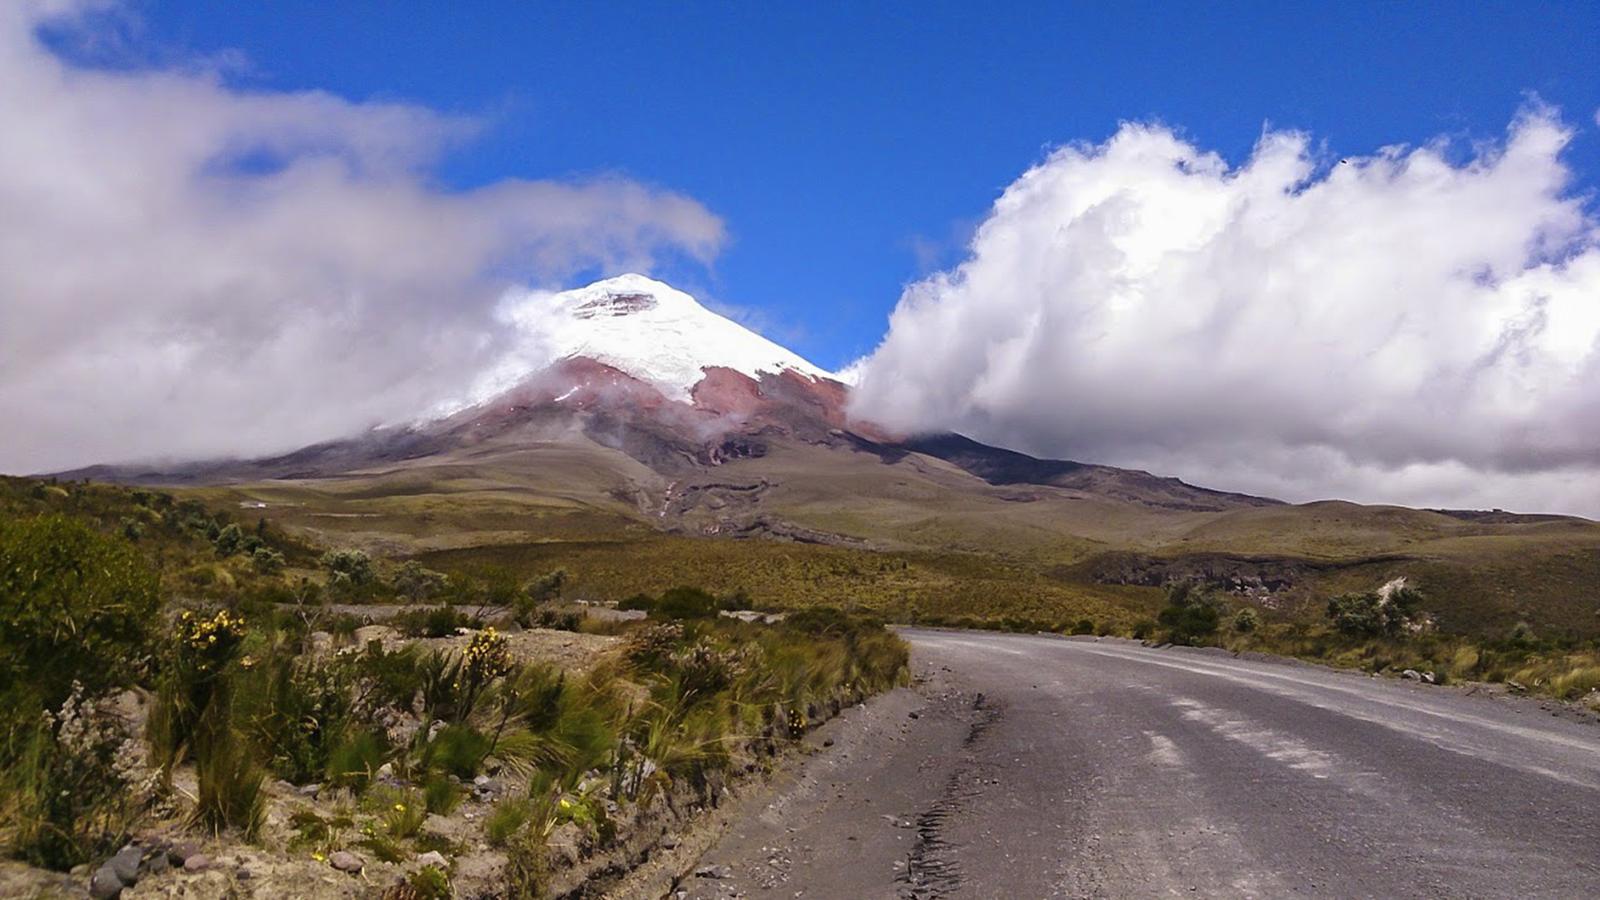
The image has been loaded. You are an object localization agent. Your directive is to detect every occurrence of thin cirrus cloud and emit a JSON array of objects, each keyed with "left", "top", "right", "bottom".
[
  {"left": 0, "top": 1, "right": 724, "bottom": 474},
  {"left": 850, "top": 108, "right": 1600, "bottom": 516}
]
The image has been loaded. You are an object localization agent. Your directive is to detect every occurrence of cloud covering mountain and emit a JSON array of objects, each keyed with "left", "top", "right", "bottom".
[
  {"left": 0, "top": 1, "right": 723, "bottom": 474},
  {"left": 851, "top": 109, "right": 1600, "bottom": 515}
]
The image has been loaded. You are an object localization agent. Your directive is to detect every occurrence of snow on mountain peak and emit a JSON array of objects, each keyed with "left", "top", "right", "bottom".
[{"left": 434, "top": 274, "right": 834, "bottom": 416}]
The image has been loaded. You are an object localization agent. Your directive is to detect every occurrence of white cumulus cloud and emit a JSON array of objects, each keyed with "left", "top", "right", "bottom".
[
  {"left": 851, "top": 108, "right": 1600, "bottom": 515},
  {"left": 0, "top": 1, "right": 724, "bottom": 474}
]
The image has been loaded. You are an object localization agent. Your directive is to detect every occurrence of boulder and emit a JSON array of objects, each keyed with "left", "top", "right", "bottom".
[
  {"left": 1401, "top": 669, "right": 1422, "bottom": 681},
  {"left": 167, "top": 842, "right": 200, "bottom": 866},
  {"left": 108, "top": 846, "right": 143, "bottom": 885},
  {"left": 183, "top": 854, "right": 211, "bottom": 873},
  {"left": 89, "top": 865, "right": 123, "bottom": 899},
  {"left": 415, "top": 851, "right": 448, "bottom": 869},
  {"left": 329, "top": 851, "right": 364, "bottom": 874}
]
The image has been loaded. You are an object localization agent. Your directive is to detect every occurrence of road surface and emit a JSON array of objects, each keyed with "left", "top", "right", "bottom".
[{"left": 683, "top": 629, "right": 1600, "bottom": 899}]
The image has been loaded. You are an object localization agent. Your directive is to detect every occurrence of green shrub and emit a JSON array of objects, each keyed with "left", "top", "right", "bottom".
[
  {"left": 0, "top": 515, "right": 161, "bottom": 710},
  {"left": 393, "top": 561, "right": 450, "bottom": 602},
  {"left": 1232, "top": 608, "right": 1260, "bottom": 633},
  {"left": 355, "top": 642, "right": 424, "bottom": 713},
  {"left": 237, "top": 654, "right": 355, "bottom": 784},
  {"left": 651, "top": 586, "right": 719, "bottom": 620},
  {"left": 423, "top": 773, "right": 463, "bottom": 816},
  {"left": 251, "top": 546, "right": 286, "bottom": 575},
  {"left": 321, "top": 549, "right": 374, "bottom": 588},
  {"left": 1157, "top": 584, "right": 1222, "bottom": 645},
  {"left": 326, "top": 730, "right": 388, "bottom": 792},
  {"left": 1071, "top": 618, "right": 1096, "bottom": 635},
  {"left": 522, "top": 568, "right": 567, "bottom": 604},
  {"left": 394, "top": 605, "right": 474, "bottom": 638},
  {"left": 214, "top": 523, "right": 245, "bottom": 557},
  {"left": 372, "top": 787, "right": 427, "bottom": 838},
  {"left": 424, "top": 725, "right": 492, "bottom": 780},
  {"left": 617, "top": 593, "right": 655, "bottom": 612},
  {"left": 485, "top": 798, "right": 532, "bottom": 847},
  {"left": 1328, "top": 583, "right": 1423, "bottom": 637},
  {"left": 391, "top": 865, "right": 453, "bottom": 900},
  {"left": 528, "top": 608, "right": 583, "bottom": 632}
]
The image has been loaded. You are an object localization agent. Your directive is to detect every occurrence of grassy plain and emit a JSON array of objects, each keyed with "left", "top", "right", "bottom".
[{"left": 153, "top": 430, "right": 1600, "bottom": 644}]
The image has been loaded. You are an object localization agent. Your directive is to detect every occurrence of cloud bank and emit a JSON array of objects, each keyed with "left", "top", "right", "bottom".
[
  {"left": 0, "top": 2, "right": 723, "bottom": 474},
  {"left": 852, "top": 109, "right": 1600, "bottom": 515}
]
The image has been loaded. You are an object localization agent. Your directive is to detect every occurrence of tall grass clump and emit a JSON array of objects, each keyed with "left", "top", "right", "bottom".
[{"left": 0, "top": 517, "right": 162, "bottom": 869}]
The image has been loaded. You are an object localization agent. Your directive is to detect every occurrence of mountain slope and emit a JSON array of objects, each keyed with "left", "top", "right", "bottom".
[{"left": 56, "top": 274, "right": 1600, "bottom": 639}]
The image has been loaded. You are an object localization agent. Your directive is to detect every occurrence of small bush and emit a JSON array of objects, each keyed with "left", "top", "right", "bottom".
[
  {"left": 651, "top": 586, "right": 719, "bottom": 620},
  {"left": 4, "top": 684, "right": 159, "bottom": 869},
  {"left": 523, "top": 569, "right": 567, "bottom": 605},
  {"left": 237, "top": 655, "right": 355, "bottom": 784},
  {"left": 251, "top": 546, "right": 286, "bottom": 575},
  {"left": 617, "top": 593, "right": 655, "bottom": 612},
  {"left": 394, "top": 561, "right": 449, "bottom": 602},
  {"left": 485, "top": 798, "right": 532, "bottom": 847},
  {"left": 326, "top": 730, "right": 387, "bottom": 792},
  {"left": 1328, "top": 579, "right": 1423, "bottom": 638},
  {"left": 625, "top": 623, "right": 686, "bottom": 670},
  {"left": 355, "top": 642, "right": 425, "bottom": 713},
  {"left": 1232, "top": 608, "right": 1260, "bottom": 633},
  {"left": 424, "top": 725, "right": 492, "bottom": 779},
  {"left": 423, "top": 773, "right": 463, "bottom": 815},
  {"left": 529, "top": 608, "right": 583, "bottom": 631},
  {"left": 321, "top": 549, "right": 375, "bottom": 589},
  {"left": 0, "top": 515, "right": 161, "bottom": 710},
  {"left": 214, "top": 523, "right": 245, "bottom": 557},
  {"left": 385, "top": 865, "right": 453, "bottom": 900},
  {"left": 1070, "top": 618, "right": 1096, "bottom": 635},
  {"left": 374, "top": 788, "right": 427, "bottom": 839},
  {"left": 1157, "top": 584, "right": 1222, "bottom": 645},
  {"left": 394, "top": 606, "right": 473, "bottom": 639}
]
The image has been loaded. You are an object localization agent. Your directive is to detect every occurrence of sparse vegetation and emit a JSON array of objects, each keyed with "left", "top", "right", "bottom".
[{"left": 10, "top": 462, "right": 1600, "bottom": 894}]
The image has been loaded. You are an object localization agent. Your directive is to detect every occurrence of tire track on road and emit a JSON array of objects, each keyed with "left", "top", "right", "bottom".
[{"left": 898, "top": 692, "right": 1002, "bottom": 899}]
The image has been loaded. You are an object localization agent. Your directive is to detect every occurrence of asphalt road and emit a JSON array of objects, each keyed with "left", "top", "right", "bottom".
[{"left": 684, "top": 629, "right": 1600, "bottom": 899}]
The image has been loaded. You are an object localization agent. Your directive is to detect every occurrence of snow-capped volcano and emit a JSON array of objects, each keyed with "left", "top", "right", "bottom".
[{"left": 439, "top": 274, "right": 835, "bottom": 416}]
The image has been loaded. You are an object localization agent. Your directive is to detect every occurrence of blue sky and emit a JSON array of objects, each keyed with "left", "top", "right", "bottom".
[{"left": 96, "top": 1, "right": 1600, "bottom": 371}]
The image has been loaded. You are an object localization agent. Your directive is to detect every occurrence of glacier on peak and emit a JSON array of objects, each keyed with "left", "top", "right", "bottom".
[{"left": 433, "top": 274, "right": 835, "bottom": 417}]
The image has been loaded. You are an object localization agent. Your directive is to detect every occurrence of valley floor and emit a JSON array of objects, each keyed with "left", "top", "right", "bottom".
[{"left": 678, "top": 630, "right": 1600, "bottom": 899}]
